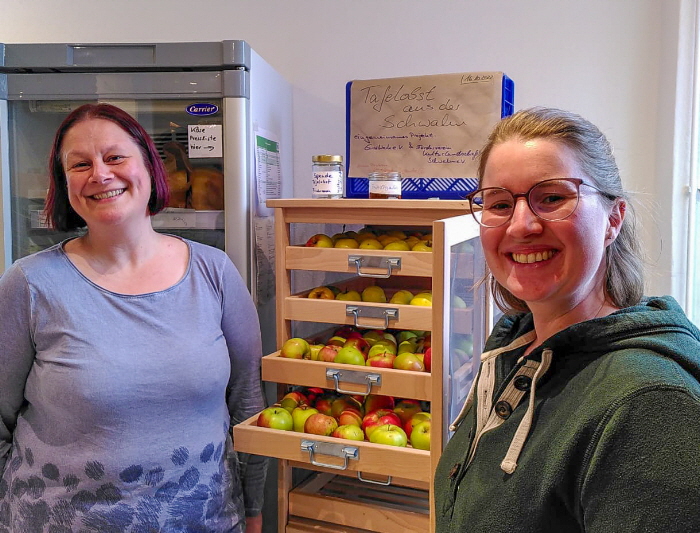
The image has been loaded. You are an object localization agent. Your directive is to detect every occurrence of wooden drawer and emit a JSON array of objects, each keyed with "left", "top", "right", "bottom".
[
  {"left": 233, "top": 414, "right": 431, "bottom": 483},
  {"left": 285, "top": 247, "right": 433, "bottom": 277},
  {"left": 262, "top": 353, "right": 431, "bottom": 401}
]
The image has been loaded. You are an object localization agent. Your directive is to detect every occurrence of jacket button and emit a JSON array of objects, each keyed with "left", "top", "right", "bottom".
[
  {"left": 495, "top": 400, "right": 512, "bottom": 419},
  {"left": 514, "top": 375, "right": 532, "bottom": 391}
]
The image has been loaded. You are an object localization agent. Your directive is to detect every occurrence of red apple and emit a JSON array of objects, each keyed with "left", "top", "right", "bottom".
[
  {"left": 331, "top": 396, "right": 363, "bottom": 419},
  {"left": 291, "top": 405, "right": 319, "bottom": 432},
  {"left": 319, "top": 344, "right": 341, "bottom": 363},
  {"left": 369, "top": 424, "right": 408, "bottom": 447},
  {"left": 256, "top": 407, "right": 293, "bottom": 431},
  {"left": 304, "top": 387, "right": 325, "bottom": 404},
  {"left": 333, "top": 325, "right": 356, "bottom": 338},
  {"left": 343, "top": 337, "right": 370, "bottom": 358},
  {"left": 363, "top": 394, "right": 395, "bottom": 414},
  {"left": 410, "top": 420, "right": 431, "bottom": 450},
  {"left": 361, "top": 409, "right": 402, "bottom": 438},
  {"left": 280, "top": 391, "right": 309, "bottom": 413},
  {"left": 304, "top": 413, "right": 339, "bottom": 436},
  {"left": 404, "top": 411, "right": 432, "bottom": 436},
  {"left": 393, "top": 399, "right": 423, "bottom": 425},
  {"left": 332, "top": 424, "right": 366, "bottom": 441},
  {"left": 423, "top": 347, "right": 432, "bottom": 372},
  {"left": 366, "top": 353, "right": 396, "bottom": 368},
  {"left": 313, "top": 394, "right": 335, "bottom": 416},
  {"left": 337, "top": 409, "right": 363, "bottom": 427},
  {"left": 345, "top": 330, "right": 364, "bottom": 340},
  {"left": 280, "top": 337, "right": 310, "bottom": 359}
]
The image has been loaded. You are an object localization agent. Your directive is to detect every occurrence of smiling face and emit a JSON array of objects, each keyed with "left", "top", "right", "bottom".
[
  {"left": 480, "top": 138, "right": 618, "bottom": 314},
  {"left": 61, "top": 118, "right": 152, "bottom": 230}
]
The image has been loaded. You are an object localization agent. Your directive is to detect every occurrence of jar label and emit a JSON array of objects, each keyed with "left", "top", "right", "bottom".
[
  {"left": 369, "top": 180, "right": 402, "bottom": 196},
  {"left": 312, "top": 171, "right": 343, "bottom": 196}
]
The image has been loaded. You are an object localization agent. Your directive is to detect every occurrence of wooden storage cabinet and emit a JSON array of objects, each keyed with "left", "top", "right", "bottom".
[{"left": 234, "top": 199, "right": 488, "bottom": 533}]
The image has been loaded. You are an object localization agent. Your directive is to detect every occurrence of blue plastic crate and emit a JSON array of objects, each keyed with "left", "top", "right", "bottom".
[{"left": 345, "top": 72, "right": 514, "bottom": 199}]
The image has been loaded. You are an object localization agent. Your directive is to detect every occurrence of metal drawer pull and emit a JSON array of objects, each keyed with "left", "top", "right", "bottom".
[
  {"left": 348, "top": 255, "right": 401, "bottom": 278},
  {"left": 357, "top": 472, "right": 392, "bottom": 486},
  {"left": 326, "top": 368, "right": 381, "bottom": 396},
  {"left": 301, "top": 440, "right": 359, "bottom": 470},
  {"left": 346, "top": 305, "right": 399, "bottom": 330}
]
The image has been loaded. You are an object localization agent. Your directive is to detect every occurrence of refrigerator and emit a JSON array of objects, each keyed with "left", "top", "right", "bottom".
[{"left": 0, "top": 40, "right": 292, "bottom": 356}]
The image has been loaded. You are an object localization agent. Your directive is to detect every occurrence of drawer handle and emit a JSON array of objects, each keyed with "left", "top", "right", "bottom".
[
  {"left": 357, "top": 472, "right": 393, "bottom": 486},
  {"left": 301, "top": 440, "right": 359, "bottom": 470},
  {"left": 346, "top": 305, "right": 399, "bottom": 330},
  {"left": 348, "top": 255, "right": 401, "bottom": 279},
  {"left": 326, "top": 368, "right": 382, "bottom": 396}
]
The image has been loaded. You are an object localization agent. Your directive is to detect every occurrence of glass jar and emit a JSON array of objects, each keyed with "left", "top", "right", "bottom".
[
  {"left": 368, "top": 171, "right": 402, "bottom": 199},
  {"left": 311, "top": 155, "right": 344, "bottom": 199}
]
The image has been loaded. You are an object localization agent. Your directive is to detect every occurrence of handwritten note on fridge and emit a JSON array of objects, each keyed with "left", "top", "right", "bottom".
[
  {"left": 347, "top": 72, "right": 506, "bottom": 179},
  {"left": 188, "top": 124, "right": 223, "bottom": 158}
]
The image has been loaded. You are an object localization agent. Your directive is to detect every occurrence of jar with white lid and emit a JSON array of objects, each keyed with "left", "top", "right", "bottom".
[
  {"left": 368, "top": 171, "right": 402, "bottom": 199},
  {"left": 311, "top": 155, "right": 344, "bottom": 199}
]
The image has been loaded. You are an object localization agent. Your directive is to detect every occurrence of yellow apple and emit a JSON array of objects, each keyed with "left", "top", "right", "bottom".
[
  {"left": 336, "top": 289, "right": 362, "bottom": 302},
  {"left": 387, "top": 230, "right": 407, "bottom": 240},
  {"left": 389, "top": 290, "right": 414, "bottom": 305},
  {"left": 359, "top": 238, "right": 384, "bottom": 250},
  {"left": 405, "top": 236, "right": 421, "bottom": 248},
  {"left": 411, "top": 241, "right": 432, "bottom": 252},
  {"left": 356, "top": 232, "right": 378, "bottom": 243},
  {"left": 334, "top": 238, "right": 359, "bottom": 249},
  {"left": 361, "top": 286, "right": 387, "bottom": 303},
  {"left": 383, "top": 240, "right": 411, "bottom": 251},
  {"left": 410, "top": 292, "right": 433, "bottom": 307},
  {"left": 305, "top": 233, "right": 334, "bottom": 247},
  {"left": 307, "top": 286, "right": 335, "bottom": 299},
  {"left": 377, "top": 235, "right": 400, "bottom": 246}
]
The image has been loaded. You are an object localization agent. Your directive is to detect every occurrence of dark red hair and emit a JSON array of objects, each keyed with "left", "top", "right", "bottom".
[{"left": 44, "top": 103, "right": 170, "bottom": 231}]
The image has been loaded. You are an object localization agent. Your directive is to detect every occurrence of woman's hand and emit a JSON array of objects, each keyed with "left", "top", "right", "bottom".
[{"left": 246, "top": 514, "right": 262, "bottom": 533}]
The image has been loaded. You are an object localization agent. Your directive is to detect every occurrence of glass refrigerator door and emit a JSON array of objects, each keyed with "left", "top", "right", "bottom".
[
  {"left": 7, "top": 98, "right": 226, "bottom": 261},
  {"left": 433, "top": 214, "right": 493, "bottom": 452}
]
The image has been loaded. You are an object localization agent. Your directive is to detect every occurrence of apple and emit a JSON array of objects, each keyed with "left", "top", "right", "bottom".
[
  {"left": 304, "top": 387, "right": 326, "bottom": 404},
  {"left": 280, "top": 337, "right": 310, "bottom": 359},
  {"left": 337, "top": 409, "right": 363, "bottom": 427},
  {"left": 405, "top": 236, "right": 421, "bottom": 248},
  {"left": 452, "top": 295, "right": 467, "bottom": 308},
  {"left": 280, "top": 391, "right": 309, "bottom": 413},
  {"left": 309, "top": 344, "right": 325, "bottom": 361},
  {"left": 343, "top": 337, "right": 370, "bottom": 358},
  {"left": 331, "top": 396, "right": 364, "bottom": 419},
  {"left": 411, "top": 241, "right": 432, "bottom": 252},
  {"left": 420, "top": 233, "right": 433, "bottom": 241},
  {"left": 389, "top": 290, "right": 414, "bottom": 305},
  {"left": 383, "top": 240, "right": 411, "bottom": 252},
  {"left": 423, "top": 347, "right": 432, "bottom": 372},
  {"left": 387, "top": 230, "right": 407, "bottom": 240},
  {"left": 393, "top": 352, "right": 425, "bottom": 372},
  {"left": 304, "top": 413, "right": 339, "bottom": 436},
  {"left": 334, "top": 345, "right": 367, "bottom": 366},
  {"left": 361, "top": 409, "right": 402, "bottom": 438},
  {"left": 359, "top": 238, "right": 384, "bottom": 250},
  {"left": 410, "top": 420, "right": 431, "bottom": 450},
  {"left": 404, "top": 411, "right": 432, "bottom": 436},
  {"left": 397, "top": 339, "right": 418, "bottom": 354},
  {"left": 377, "top": 235, "right": 401, "bottom": 246},
  {"left": 382, "top": 332, "right": 398, "bottom": 346},
  {"left": 361, "top": 286, "right": 387, "bottom": 303},
  {"left": 363, "top": 394, "right": 395, "bottom": 414},
  {"left": 313, "top": 394, "right": 335, "bottom": 416},
  {"left": 393, "top": 399, "right": 423, "bottom": 425},
  {"left": 336, "top": 290, "right": 362, "bottom": 302},
  {"left": 319, "top": 344, "right": 341, "bottom": 363},
  {"left": 366, "top": 353, "right": 396, "bottom": 368},
  {"left": 334, "top": 238, "right": 359, "bottom": 249},
  {"left": 291, "top": 405, "right": 320, "bottom": 432},
  {"left": 362, "top": 330, "right": 385, "bottom": 346},
  {"left": 326, "top": 336, "right": 347, "bottom": 348},
  {"left": 396, "top": 330, "right": 418, "bottom": 344},
  {"left": 368, "top": 341, "right": 397, "bottom": 357},
  {"left": 334, "top": 326, "right": 356, "bottom": 338},
  {"left": 369, "top": 424, "right": 408, "bottom": 447},
  {"left": 307, "top": 286, "right": 335, "bottom": 299},
  {"left": 409, "top": 292, "right": 433, "bottom": 307},
  {"left": 305, "top": 233, "right": 333, "bottom": 247},
  {"left": 257, "top": 407, "right": 293, "bottom": 431},
  {"left": 332, "top": 424, "right": 366, "bottom": 441}
]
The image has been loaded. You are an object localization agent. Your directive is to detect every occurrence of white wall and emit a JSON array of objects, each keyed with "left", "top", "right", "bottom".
[{"left": 0, "top": 0, "right": 686, "bottom": 299}]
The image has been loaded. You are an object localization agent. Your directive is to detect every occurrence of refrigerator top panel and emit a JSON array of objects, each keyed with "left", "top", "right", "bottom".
[{"left": 0, "top": 40, "right": 251, "bottom": 72}]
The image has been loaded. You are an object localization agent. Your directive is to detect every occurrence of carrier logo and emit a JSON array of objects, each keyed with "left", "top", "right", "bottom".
[{"left": 186, "top": 103, "right": 219, "bottom": 116}]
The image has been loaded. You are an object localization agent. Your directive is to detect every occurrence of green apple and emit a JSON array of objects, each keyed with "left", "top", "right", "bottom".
[
  {"left": 361, "top": 286, "right": 387, "bottom": 303},
  {"left": 404, "top": 411, "right": 432, "bottom": 436},
  {"left": 292, "top": 405, "right": 319, "bottom": 432},
  {"left": 359, "top": 238, "right": 384, "bottom": 250},
  {"left": 332, "top": 424, "right": 366, "bottom": 441},
  {"left": 382, "top": 332, "right": 397, "bottom": 346},
  {"left": 256, "top": 407, "right": 293, "bottom": 431},
  {"left": 369, "top": 424, "right": 408, "bottom": 447},
  {"left": 396, "top": 330, "right": 418, "bottom": 344},
  {"left": 389, "top": 290, "right": 414, "bottom": 305},
  {"left": 280, "top": 337, "right": 310, "bottom": 359},
  {"left": 409, "top": 420, "right": 431, "bottom": 450},
  {"left": 397, "top": 339, "right": 418, "bottom": 354},
  {"left": 368, "top": 342, "right": 397, "bottom": 357},
  {"left": 362, "top": 330, "right": 385, "bottom": 346},
  {"left": 336, "top": 290, "right": 362, "bottom": 302},
  {"left": 334, "top": 345, "right": 366, "bottom": 366},
  {"left": 393, "top": 353, "right": 425, "bottom": 372},
  {"left": 452, "top": 295, "right": 467, "bottom": 308},
  {"left": 305, "top": 234, "right": 333, "bottom": 247}
]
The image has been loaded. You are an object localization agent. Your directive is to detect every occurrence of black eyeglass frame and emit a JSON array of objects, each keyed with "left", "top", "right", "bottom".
[{"left": 466, "top": 177, "right": 614, "bottom": 228}]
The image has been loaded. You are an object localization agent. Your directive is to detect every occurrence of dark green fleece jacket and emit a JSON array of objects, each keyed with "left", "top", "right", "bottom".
[{"left": 434, "top": 296, "right": 700, "bottom": 532}]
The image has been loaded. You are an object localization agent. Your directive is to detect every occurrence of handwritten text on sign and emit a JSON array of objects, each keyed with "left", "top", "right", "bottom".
[
  {"left": 189, "top": 124, "right": 223, "bottom": 158},
  {"left": 348, "top": 72, "right": 504, "bottom": 179}
]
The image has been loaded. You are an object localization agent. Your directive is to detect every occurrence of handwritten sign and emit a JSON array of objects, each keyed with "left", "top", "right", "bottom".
[
  {"left": 347, "top": 72, "right": 507, "bottom": 179},
  {"left": 188, "top": 124, "right": 223, "bottom": 158}
]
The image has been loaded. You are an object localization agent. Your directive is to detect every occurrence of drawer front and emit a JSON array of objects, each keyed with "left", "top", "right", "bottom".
[
  {"left": 286, "top": 247, "right": 433, "bottom": 277},
  {"left": 233, "top": 414, "right": 431, "bottom": 483}
]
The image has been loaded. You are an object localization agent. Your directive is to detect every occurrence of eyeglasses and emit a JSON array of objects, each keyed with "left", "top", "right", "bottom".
[{"left": 467, "top": 178, "right": 611, "bottom": 228}]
